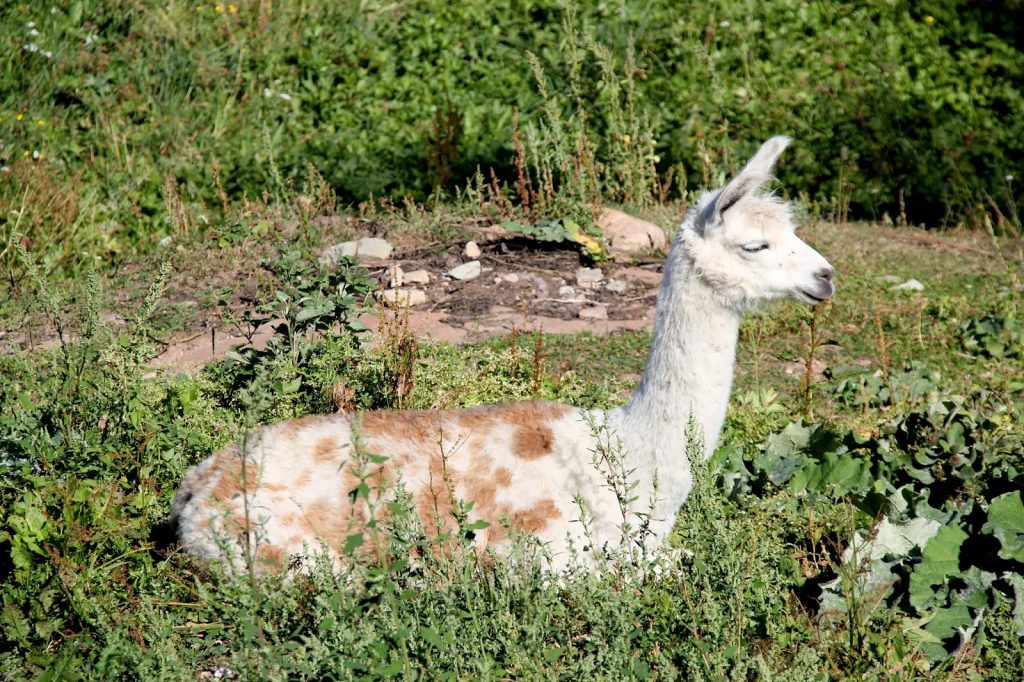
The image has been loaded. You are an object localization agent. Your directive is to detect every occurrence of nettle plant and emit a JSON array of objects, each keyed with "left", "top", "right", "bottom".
[{"left": 212, "top": 248, "right": 373, "bottom": 413}]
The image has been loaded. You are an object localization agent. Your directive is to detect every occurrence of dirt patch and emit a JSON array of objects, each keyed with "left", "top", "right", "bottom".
[{"left": 140, "top": 237, "right": 663, "bottom": 373}]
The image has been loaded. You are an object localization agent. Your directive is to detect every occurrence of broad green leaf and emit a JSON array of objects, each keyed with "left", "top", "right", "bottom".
[
  {"left": 982, "top": 491, "right": 1024, "bottom": 562},
  {"left": 1004, "top": 571, "right": 1024, "bottom": 637},
  {"left": 909, "top": 524, "right": 967, "bottom": 611},
  {"left": 921, "top": 604, "right": 972, "bottom": 662}
]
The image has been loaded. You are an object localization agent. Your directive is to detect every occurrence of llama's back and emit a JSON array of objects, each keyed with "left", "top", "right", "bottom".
[{"left": 172, "top": 402, "right": 609, "bottom": 574}]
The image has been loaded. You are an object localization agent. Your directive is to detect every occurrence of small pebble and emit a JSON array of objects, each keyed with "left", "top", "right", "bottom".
[
  {"left": 579, "top": 304, "right": 608, "bottom": 320},
  {"left": 448, "top": 260, "right": 482, "bottom": 281},
  {"left": 605, "top": 280, "right": 627, "bottom": 293}
]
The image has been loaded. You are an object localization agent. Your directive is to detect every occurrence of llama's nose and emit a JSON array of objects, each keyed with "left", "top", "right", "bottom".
[{"left": 816, "top": 266, "right": 835, "bottom": 283}]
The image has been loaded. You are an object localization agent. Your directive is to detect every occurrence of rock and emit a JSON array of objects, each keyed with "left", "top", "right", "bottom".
[
  {"left": 495, "top": 272, "right": 520, "bottom": 284},
  {"left": 319, "top": 237, "right": 393, "bottom": 266},
  {"left": 464, "top": 240, "right": 482, "bottom": 259},
  {"left": 575, "top": 267, "right": 604, "bottom": 289},
  {"left": 579, "top": 304, "right": 609, "bottom": 320},
  {"left": 377, "top": 288, "right": 427, "bottom": 307},
  {"left": 557, "top": 285, "right": 577, "bottom": 300},
  {"left": 605, "top": 279, "right": 628, "bottom": 293},
  {"left": 389, "top": 264, "right": 404, "bottom": 288},
  {"left": 447, "top": 260, "right": 481, "bottom": 281},
  {"left": 404, "top": 269, "right": 431, "bottom": 284},
  {"left": 894, "top": 279, "right": 924, "bottom": 291},
  {"left": 597, "top": 208, "right": 668, "bottom": 260}
]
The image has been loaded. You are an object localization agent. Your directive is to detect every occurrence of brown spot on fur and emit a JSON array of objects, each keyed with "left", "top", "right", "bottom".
[
  {"left": 304, "top": 498, "right": 347, "bottom": 549},
  {"left": 313, "top": 437, "right": 338, "bottom": 463},
  {"left": 494, "top": 467, "right": 513, "bottom": 487},
  {"left": 210, "top": 450, "right": 260, "bottom": 504},
  {"left": 255, "top": 543, "right": 285, "bottom": 572},
  {"left": 510, "top": 498, "right": 561, "bottom": 534},
  {"left": 292, "top": 470, "right": 311, "bottom": 489},
  {"left": 506, "top": 402, "right": 569, "bottom": 460},
  {"left": 512, "top": 424, "right": 555, "bottom": 460}
]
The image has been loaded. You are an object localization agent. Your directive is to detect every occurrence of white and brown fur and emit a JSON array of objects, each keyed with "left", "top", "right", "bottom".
[{"left": 172, "top": 136, "right": 836, "bottom": 574}]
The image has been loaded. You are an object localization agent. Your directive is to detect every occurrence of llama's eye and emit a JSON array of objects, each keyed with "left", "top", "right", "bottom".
[{"left": 741, "top": 243, "right": 769, "bottom": 253}]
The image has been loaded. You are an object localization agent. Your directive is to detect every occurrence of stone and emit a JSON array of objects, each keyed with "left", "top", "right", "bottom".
[
  {"left": 389, "top": 264, "right": 404, "bottom": 288},
  {"left": 447, "top": 260, "right": 482, "bottom": 281},
  {"left": 377, "top": 288, "right": 427, "bottom": 307},
  {"left": 464, "top": 240, "right": 482, "bottom": 259},
  {"left": 319, "top": 237, "right": 393, "bottom": 266},
  {"left": 575, "top": 267, "right": 604, "bottom": 289},
  {"left": 578, "top": 304, "right": 609, "bottom": 320},
  {"left": 557, "top": 285, "right": 577, "bottom": 300},
  {"left": 894, "top": 279, "right": 924, "bottom": 291},
  {"left": 605, "top": 279, "right": 628, "bottom": 293},
  {"left": 596, "top": 208, "right": 668, "bottom": 260},
  {"left": 495, "top": 272, "right": 520, "bottom": 284},
  {"left": 403, "top": 269, "right": 431, "bottom": 284}
]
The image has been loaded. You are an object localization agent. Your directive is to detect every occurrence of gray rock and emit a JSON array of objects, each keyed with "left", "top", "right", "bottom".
[
  {"left": 894, "top": 279, "right": 924, "bottom": 291},
  {"left": 464, "top": 240, "right": 482, "bottom": 259},
  {"left": 389, "top": 264, "right": 404, "bottom": 288},
  {"left": 597, "top": 208, "right": 668, "bottom": 260},
  {"left": 575, "top": 267, "right": 604, "bottom": 289},
  {"left": 377, "top": 288, "right": 427, "bottom": 307},
  {"left": 557, "top": 285, "right": 577, "bottom": 300},
  {"left": 319, "top": 237, "right": 393, "bottom": 266},
  {"left": 605, "top": 279, "right": 628, "bottom": 293},
  {"left": 579, "top": 304, "right": 608, "bottom": 320},
  {"left": 403, "top": 269, "right": 431, "bottom": 284},
  {"left": 447, "top": 260, "right": 482, "bottom": 281}
]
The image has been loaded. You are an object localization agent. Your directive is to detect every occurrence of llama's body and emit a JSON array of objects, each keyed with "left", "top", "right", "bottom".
[{"left": 173, "top": 136, "right": 835, "bottom": 574}]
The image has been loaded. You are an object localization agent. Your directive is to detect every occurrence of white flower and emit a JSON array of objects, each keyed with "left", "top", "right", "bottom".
[
  {"left": 278, "top": 92, "right": 292, "bottom": 101},
  {"left": 719, "top": 20, "right": 730, "bottom": 28},
  {"left": 24, "top": 42, "right": 38, "bottom": 52},
  {"left": 27, "top": 21, "right": 36, "bottom": 28},
  {"left": 51, "top": 7, "right": 58, "bottom": 14},
  {"left": 32, "top": 150, "right": 40, "bottom": 160},
  {"left": 263, "top": 87, "right": 273, "bottom": 97},
  {"left": 85, "top": 33, "right": 97, "bottom": 46},
  {"left": 42, "top": 50, "right": 52, "bottom": 59},
  {"left": 28, "top": 29, "right": 39, "bottom": 37},
  {"left": 1006, "top": 175, "right": 1015, "bottom": 182},
  {"left": 0, "top": 167, "right": 10, "bottom": 174}
]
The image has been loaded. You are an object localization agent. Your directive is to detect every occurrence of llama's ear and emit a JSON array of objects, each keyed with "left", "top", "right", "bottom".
[{"left": 699, "top": 136, "right": 791, "bottom": 233}]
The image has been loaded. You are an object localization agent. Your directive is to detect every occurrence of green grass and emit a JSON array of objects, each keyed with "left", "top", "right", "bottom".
[
  {"left": 1, "top": 215, "right": 1022, "bottom": 679},
  {"left": 2, "top": 0, "right": 1022, "bottom": 280},
  {"left": 2, "top": 1, "right": 1023, "bottom": 677}
]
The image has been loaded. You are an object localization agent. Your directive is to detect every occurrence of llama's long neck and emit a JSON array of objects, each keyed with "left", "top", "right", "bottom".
[{"left": 612, "top": 236, "right": 742, "bottom": 489}]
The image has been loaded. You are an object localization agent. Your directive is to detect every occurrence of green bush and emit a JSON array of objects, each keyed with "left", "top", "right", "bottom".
[{"left": 2, "top": 1, "right": 1021, "bottom": 271}]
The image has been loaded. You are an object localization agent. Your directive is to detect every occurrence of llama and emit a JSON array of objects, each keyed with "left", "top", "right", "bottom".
[{"left": 172, "top": 136, "right": 835, "bottom": 574}]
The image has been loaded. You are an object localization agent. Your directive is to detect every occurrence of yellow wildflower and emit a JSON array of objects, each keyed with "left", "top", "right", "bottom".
[
  {"left": 228, "top": 3, "right": 237, "bottom": 12},
  {"left": 36, "top": 119, "right": 45, "bottom": 126},
  {"left": 215, "top": 4, "right": 224, "bottom": 12},
  {"left": 924, "top": 15, "right": 935, "bottom": 24},
  {"left": 16, "top": 113, "right": 24, "bottom": 121}
]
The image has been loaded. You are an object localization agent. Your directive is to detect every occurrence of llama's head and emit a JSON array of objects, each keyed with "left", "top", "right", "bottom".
[{"left": 680, "top": 136, "right": 835, "bottom": 309}]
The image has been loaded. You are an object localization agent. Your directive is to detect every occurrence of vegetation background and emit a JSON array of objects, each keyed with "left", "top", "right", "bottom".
[{"left": 0, "top": 0, "right": 1022, "bottom": 679}]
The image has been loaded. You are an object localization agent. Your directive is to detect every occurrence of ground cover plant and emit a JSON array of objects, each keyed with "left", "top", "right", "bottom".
[
  {"left": 1, "top": 214, "right": 1022, "bottom": 679},
  {"left": 2, "top": 1, "right": 1023, "bottom": 679}
]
